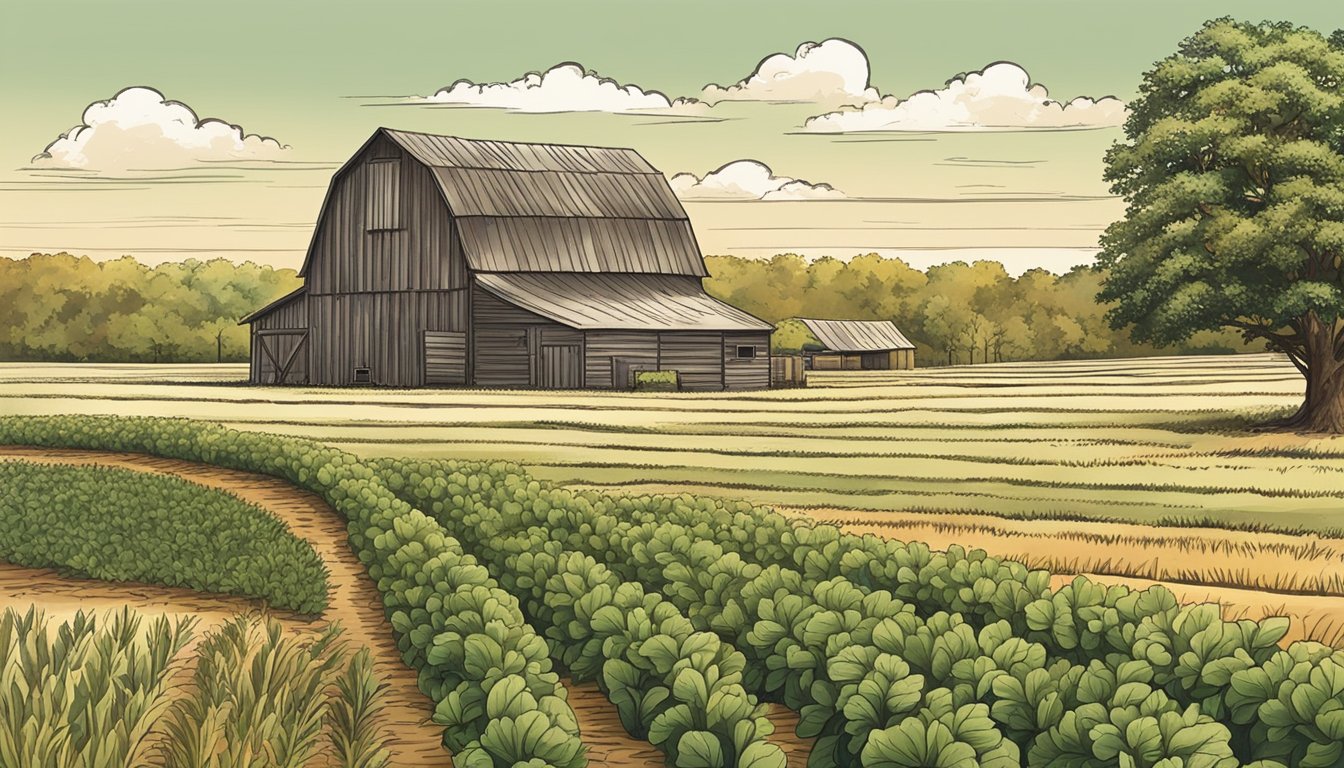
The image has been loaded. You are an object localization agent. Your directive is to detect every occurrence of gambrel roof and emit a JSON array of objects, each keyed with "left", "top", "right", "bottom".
[
  {"left": 285, "top": 128, "right": 770, "bottom": 333},
  {"left": 383, "top": 128, "right": 706, "bottom": 277}
]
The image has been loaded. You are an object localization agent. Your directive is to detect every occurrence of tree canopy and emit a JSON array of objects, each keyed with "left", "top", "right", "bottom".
[
  {"left": 0, "top": 253, "right": 299, "bottom": 362},
  {"left": 1098, "top": 18, "right": 1344, "bottom": 431}
]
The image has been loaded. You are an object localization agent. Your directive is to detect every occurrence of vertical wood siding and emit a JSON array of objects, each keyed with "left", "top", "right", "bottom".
[
  {"left": 305, "top": 136, "right": 466, "bottom": 295},
  {"left": 723, "top": 332, "right": 770, "bottom": 390},
  {"left": 307, "top": 290, "right": 467, "bottom": 386},
  {"left": 365, "top": 160, "right": 401, "bottom": 231}
]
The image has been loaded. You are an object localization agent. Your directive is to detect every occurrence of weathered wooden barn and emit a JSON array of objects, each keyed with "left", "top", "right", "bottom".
[
  {"left": 795, "top": 318, "right": 916, "bottom": 370},
  {"left": 242, "top": 128, "right": 772, "bottom": 390}
]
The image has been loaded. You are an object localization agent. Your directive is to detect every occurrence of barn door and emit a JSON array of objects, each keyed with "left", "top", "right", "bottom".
[
  {"left": 423, "top": 331, "right": 467, "bottom": 386},
  {"left": 256, "top": 330, "right": 308, "bottom": 385},
  {"left": 540, "top": 345, "right": 581, "bottom": 389}
]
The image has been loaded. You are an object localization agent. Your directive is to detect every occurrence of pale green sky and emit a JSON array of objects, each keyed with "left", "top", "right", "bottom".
[{"left": 1, "top": 0, "right": 1339, "bottom": 273}]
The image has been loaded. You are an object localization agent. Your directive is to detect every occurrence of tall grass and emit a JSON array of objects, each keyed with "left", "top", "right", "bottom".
[
  {"left": 0, "top": 606, "right": 195, "bottom": 768},
  {"left": 159, "top": 614, "right": 346, "bottom": 768},
  {"left": 327, "top": 648, "right": 391, "bottom": 768}
]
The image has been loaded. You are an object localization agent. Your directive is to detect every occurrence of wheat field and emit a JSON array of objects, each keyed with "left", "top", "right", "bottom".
[{"left": 5, "top": 352, "right": 1344, "bottom": 631}]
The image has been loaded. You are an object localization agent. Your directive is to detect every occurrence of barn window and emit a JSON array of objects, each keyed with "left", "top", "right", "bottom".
[
  {"left": 353, "top": 367, "right": 372, "bottom": 384},
  {"left": 736, "top": 345, "right": 758, "bottom": 360},
  {"left": 365, "top": 160, "right": 401, "bottom": 231}
]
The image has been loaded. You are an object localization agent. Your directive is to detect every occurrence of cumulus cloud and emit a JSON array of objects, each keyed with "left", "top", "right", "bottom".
[
  {"left": 702, "top": 39, "right": 879, "bottom": 107},
  {"left": 802, "top": 62, "right": 1127, "bottom": 133},
  {"left": 669, "top": 160, "right": 845, "bottom": 201},
  {"left": 425, "top": 62, "right": 703, "bottom": 113},
  {"left": 32, "top": 87, "right": 288, "bottom": 170}
]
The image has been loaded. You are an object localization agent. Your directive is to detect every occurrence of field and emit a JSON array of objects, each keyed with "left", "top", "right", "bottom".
[
  {"left": 6, "top": 354, "right": 1344, "bottom": 623},
  {"left": 2, "top": 353, "right": 1344, "bottom": 767},
  {"left": 1, "top": 354, "right": 1338, "bottom": 528}
]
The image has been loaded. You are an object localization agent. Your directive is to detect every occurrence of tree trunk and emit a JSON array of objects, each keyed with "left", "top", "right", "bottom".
[{"left": 1278, "top": 316, "right": 1344, "bottom": 433}]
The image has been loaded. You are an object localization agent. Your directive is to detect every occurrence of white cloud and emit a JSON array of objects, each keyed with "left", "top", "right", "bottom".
[
  {"left": 702, "top": 39, "right": 879, "bottom": 107},
  {"left": 425, "top": 62, "right": 703, "bottom": 113},
  {"left": 32, "top": 87, "right": 288, "bottom": 170},
  {"left": 803, "top": 62, "right": 1127, "bottom": 133},
  {"left": 669, "top": 160, "right": 846, "bottom": 201}
]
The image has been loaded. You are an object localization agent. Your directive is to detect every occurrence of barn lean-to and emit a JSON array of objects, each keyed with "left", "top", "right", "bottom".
[{"left": 243, "top": 128, "right": 772, "bottom": 390}]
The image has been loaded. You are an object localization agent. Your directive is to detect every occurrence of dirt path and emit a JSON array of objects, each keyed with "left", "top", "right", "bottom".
[
  {"left": 0, "top": 447, "right": 780, "bottom": 767},
  {"left": 0, "top": 446, "right": 451, "bottom": 768}
]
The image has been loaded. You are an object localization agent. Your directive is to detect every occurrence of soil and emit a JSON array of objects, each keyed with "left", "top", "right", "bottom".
[{"left": 0, "top": 447, "right": 816, "bottom": 767}]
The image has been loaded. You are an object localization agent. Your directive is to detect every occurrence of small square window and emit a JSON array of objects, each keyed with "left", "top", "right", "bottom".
[
  {"left": 736, "top": 345, "right": 757, "bottom": 360},
  {"left": 353, "top": 367, "right": 372, "bottom": 384}
]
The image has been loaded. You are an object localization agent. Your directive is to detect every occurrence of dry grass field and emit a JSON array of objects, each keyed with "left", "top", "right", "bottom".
[{"left": 3, "top": 352, "right": 1343, "bottom": 644}]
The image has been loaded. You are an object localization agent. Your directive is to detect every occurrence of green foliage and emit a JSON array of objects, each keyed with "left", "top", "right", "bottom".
[
  {"left": 0, "top": 606, "right": 195, "bottom": 768},
  {"left": 0, "top": 251, "right": 1251, "bottom": 367},
  {"left": 327, "top": 647, "right": 392, "bottom": 768},
  {"left": 0, "top": 460, "right": 328, "bottom": 614},
  {"left": 0, "top": 253, "right": 300, "bottom": 362},
  {"left": 1100, "top": 18, "right": 1344, "bottom": 346},
  {"left": 1098, "top": 18, "right": 1344, "bottom": 429},
  {"left": 770, "top": 319, "right": 823, "bottom": 354},
  {"left": 12, "top": 414, "right": 1344, "bottom": 768},
  {"left": 635, "top": 370, "right": 680, "bottom": 391},
  {"left": 160, "top": 614, "right": 347, "bottom": 768},
  {"left": 704, "top": 253, "right": 1249, "bottom": 364},
  {"left": 0, "top": 415, "right": 587, "bottom": 767}
]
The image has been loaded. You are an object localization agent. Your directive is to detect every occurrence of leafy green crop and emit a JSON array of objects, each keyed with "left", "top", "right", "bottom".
[
  {"left": 0, "top": 460, "right": 328, "bottom": 614},
  {"left": 0, "top": 416, "right": 586, "bottom": 767},
  {"left": 7, "top": 415, "right": 1343, "bottom": 768}
]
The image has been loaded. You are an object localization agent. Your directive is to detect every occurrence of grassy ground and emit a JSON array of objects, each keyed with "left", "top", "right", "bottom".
[
  {"left": 1, "top": 353, "right": 1334, "bottom": 531},
  {"left": 5, "top": 353, "right": 1344, "bottom": 614}
]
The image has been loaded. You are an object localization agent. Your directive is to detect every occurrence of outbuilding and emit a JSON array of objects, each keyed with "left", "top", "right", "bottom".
[
  {"left": 242, "top": 128, "right": 772, "bottom": 389},
  {"left": 794, "top": 318, "right": 916, "bottom": 370}
]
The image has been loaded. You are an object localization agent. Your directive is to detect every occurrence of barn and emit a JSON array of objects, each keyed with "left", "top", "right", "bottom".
[
  {"left": 795, "top": 318, "right": 916, "bottom": 370},
  {"left": 242, "top": 128, "right": 772, "bottom": 390}
]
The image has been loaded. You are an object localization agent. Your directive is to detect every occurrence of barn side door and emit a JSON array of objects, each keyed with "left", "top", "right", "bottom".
[
  {"left": 539, "top": 345, "right": 582, "bottom": 389},
  {"left": 256, "top": 330, "right": 309, "bottom": 385}
]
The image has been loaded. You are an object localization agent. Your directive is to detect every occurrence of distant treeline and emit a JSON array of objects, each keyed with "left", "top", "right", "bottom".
[
  {"left": 0, "top": 253, "right": 299, "bottom": 362},
  {"left": 704, "top": 254, "right": 1250, "bottom": 364},
  {"left": 1, "top": 252, "right": 1249, "bottom": 365}
]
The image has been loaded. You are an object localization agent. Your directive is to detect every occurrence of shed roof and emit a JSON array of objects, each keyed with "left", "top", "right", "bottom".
[
  {"left": 239, "top": 287, "right": 305, "bottom": 325},
  {"left": 797, "top": 318, "right": 915, "bottom": 352},
  {"left": 378, "top": 129, "right": 706, "bottom": 276},
  {"left": 477, "top": 273, "right": 773, "bottom": 331}
]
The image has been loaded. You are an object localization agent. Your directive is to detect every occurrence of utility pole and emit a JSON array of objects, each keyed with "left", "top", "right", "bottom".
[{"left": 217, "top": 329, "right": 224, "bottom": 363}]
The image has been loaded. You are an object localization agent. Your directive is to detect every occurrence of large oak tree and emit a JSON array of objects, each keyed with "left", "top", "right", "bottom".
[{"left": 1099, "top": 19, "right": 1344, "bottom": 432}]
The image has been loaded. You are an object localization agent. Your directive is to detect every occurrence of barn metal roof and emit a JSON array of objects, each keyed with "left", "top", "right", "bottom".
[
  {"left": 383, "top": 129, "right": 657, "bottom": 175},
  {"left": 378, "top": 129, "right": 707, "bottom": 277},
  {"left": 477, "top": 273, "right": 773, "bottom": 331},
  {"left": 797, "top": 318, "right": 915, "bottom": 352},
  {"left": 457, "top": 217, "right": 704, "bottom": 275}
]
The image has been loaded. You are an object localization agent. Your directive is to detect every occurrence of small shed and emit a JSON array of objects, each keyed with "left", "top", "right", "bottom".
[
  {"left": 795, "top": 318, "right": 916, "bottom": 370},
  {"left": 242, "top": 128, "right": 772, "bottom": 389}
]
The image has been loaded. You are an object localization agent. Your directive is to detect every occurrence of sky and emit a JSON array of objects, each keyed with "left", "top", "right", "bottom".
[{"left": 1, "top": 0, "right": 1340, "bottom": 275}]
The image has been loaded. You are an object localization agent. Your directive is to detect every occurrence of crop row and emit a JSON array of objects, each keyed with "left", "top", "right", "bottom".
[
  {"left": 365, "top": 465, "right": 787, "bottom": 767},
  {"left": 0, "top": 460, "right": 328, "bottom": 613},
  {"left": 6, "top": 416, "right": 1342, "bottom": 768},
  {"left": 374, "top": 456, "right": 1342, "bottom": 768},
  {"left": 0, "top": 416, "right": 586, "bottom": 768}
]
